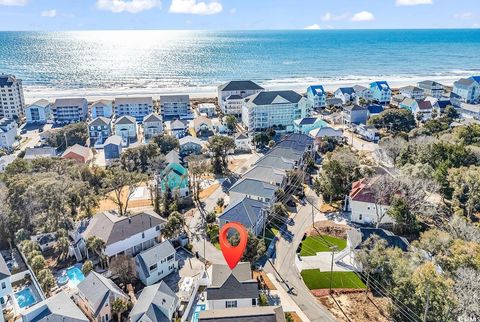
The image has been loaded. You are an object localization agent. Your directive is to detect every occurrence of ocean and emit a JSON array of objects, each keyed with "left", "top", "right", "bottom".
[{"left": 0, "top": 29, "right": 479, "bottom": 102}]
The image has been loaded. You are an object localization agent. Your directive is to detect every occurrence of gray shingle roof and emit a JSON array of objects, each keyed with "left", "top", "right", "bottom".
[
  {"left": 82, "top": 210, "right": 166, "bottom": 246},
  {"left": 165, "top": 150, "right": 181, "bottom": 165},
  {"left": 24, "top": 147, "right": 57, "bottom": 160},
  {"left": 115, "top": 115, "right": 136, "bottom": 125},
  {"left": 229, "top": 178, "right": 277, "bottom": 200},
  {"left": 235, "top": 132, "right": 248, "bottom": 140},
  {"left": 88, "top": 116, "right": 111, "bottom": 127},
  {"left": 90, "top": 99, "right": 112, "bottom": 108},
  {"left": 115, "top": 97, "right": 153, "bottom": 105},
  {"left": 53, "top": 98, "right": 87, "bottom": 108},
  {"left": 343, "top": 104, "right": 366, "bottom": 112},
  {"left": 0, "top": 254, "right": 10, "bottom": 280},
  {"left": 199, "top": 306, "right": 285, "bottom": 322},
  {"left": 219, "top": 80, "right": 264, "bottom": 92},
  {"left": 247, "top": 91, "right": 303, "bottom": 105},
  {"left": 454, "top": 78, "right": 475, "bottom": 88},
  {"left": 337, "top": 87, "right": 355, "bottom": 95},
  {"left": 310, "top": 126, "right": 343, "bottom": 138},
  {"left": 143, "top": 113, "right": 163, "bottom": 123},
  {"left": 218, "top": 197, "right": 267, "bottom": 230},
  {"left": 130, "top": 281, "right": 178, "bottom": 322},
  {"left": 348, "top": 228, "right": 409, "bottom": 251},
  {"left": 242, "top": 165, "right": 286, "bottom": 186},
  {"left": 353, "top": 85, "right": 368, "bottom": 93},
  {"left": 77, "top": 272, "right": 128, "bottom": 317},
  {"left": 255, "top": 155, "right": 295, "bottom": 171},
  {"left": 21, "top": 291, "right": 89, "bottom": 322},
  {"left": 266, "top": 147, "right": 303, "bottom": 163},
  {"left": 207, "top": 263, "right": 258, "bottom": 300},
  {"left": 418, "top": 80, "right": 442, "bottom": 88},
  {"left": 179, "top": 136, "right": 202, "bottom": 146},
  {"left": 28, "top": 99, "right": 50, "bottom": 108},
  {"left": 136, "top": 241, "right": 176, "bottom": 279},
  {"left": 104, "top": 135, "right": 122, "bottom": 146}
]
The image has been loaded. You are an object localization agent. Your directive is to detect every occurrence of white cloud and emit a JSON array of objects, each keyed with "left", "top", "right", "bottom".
[
  {"left": 0, "top": 0, "right": 27, "bottom": 6},
  {"left": 41, "top": 9, "right": 57, "bottom": 17},
  {"left": 229, "top": 7, "right": 236, "bottom": 15},
  {"left": 396, "top": 0, "right": 433, "bottom": 6},
  {"left": 169, "top": 0, "right": 222, "bottom": 15},
  {"left": 454, "top": 12, "right": 474, "bottom": 20},
  {"left": 96, "top": 0, "right": 160, "bottom": 13},
  {"left": 351, "top": 11, "right": 375, "bottom": 22},
  {"left": 304, "top": 24, "right": 321, "bottom": 30},
  {"left": 321, "top": 12, "right": 349, "bottom": 22}
]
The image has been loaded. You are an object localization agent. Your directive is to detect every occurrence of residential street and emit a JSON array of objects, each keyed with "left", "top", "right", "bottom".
[{"left": 264, "top": 188, "right": 337, "bottom": 322}]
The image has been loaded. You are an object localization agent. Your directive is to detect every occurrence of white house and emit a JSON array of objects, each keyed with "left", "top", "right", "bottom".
[
  {"left": 234, "top": 132, "right": 250, "bottom": 152},
  {"left": 355, "top": 124, "right": 380, "bottom": 143},
  {"left": 218, "top": 80, "right": 264, "bottom": 115},
  {"left": 369, "top": 81, "right": 392, "bottom": 104},
  {"left": 346, "top": 178, "right": 394, "bottom": 226},
  {"left": 353, "top": 85, "right": 372, "bottom": 104},
  {"left": 21, "top": 291, "right": 88, "bottom": 322},
  {"left": 160, "top": 95, "right": 190, "bottom": 119},
  {"left": 206, "top": 263, "right": 259, "bottom": 310},
  {"left": 306, "top": 85, "right": 327, "bottom": 109},
  {"left": 197, "top": 103, "right": 216, "bottom": 117},
  {"left": 114, "top": 115, "right": 137, "bottom": 145},
  {"left": 115, "top": 97, "right": 153, "bottom": 123},
  {"left": 143, "top": 113, "right": 163, "bottom": 142},
  {"left": 165, "top": 119, "right": 187, "bottom": 138},
  {"left": 242, "top": 90, "right": 308, "bottom": 134},
  {"left": 31, "top": 233, "right": 57, "bottom": 252},
  {"left": 51, "top": 98, "right": 88, "bottom": 124},
  {"left": 25, "top": 99, "right": 51, "bottom": 124},
  {"left": 91, "top": 99, "right": 114, "bottom": 119},
  {"left": 80, "top": 210, "right": 167, "bottom": 258},
  {"left": 135, "top": 240, "right": 177, "bottom": 286},
  {"left": 0, "top": 74, "right": 25, "bottom": 120},
  {"left": 191, "top": 116, "right": 214, "bottom": 135},
  {"left": 0, "top": 118, "right": 17, "bottom": 148},
  {"left": 129, "top": 282, "right": 179, "bottom": 322},
  {"left": 399, "top": 85, "right": 425, "bottom": 100},
  {"left": 0, "top": 255, "right": 12, "bottom": 307},
  {"left": 417, "top": 80, "right": 444, "bottom": 99},
  {"left": 334, "top": 87, "right": 356, "bottom": 104}
]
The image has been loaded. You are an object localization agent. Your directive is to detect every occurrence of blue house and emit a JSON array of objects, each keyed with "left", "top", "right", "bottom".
[
  {"left": 453, "top": 77, "right": 480, "bottom": 104},
  {"left": 370, "top": 81, "right": 392, "bottom": 104},
  {"left": 104, "top": 135, "right": 122, "bottom": 160},
  {"left": 306, "top": 85, "right": 327, "bottom": 109},
  {"left": 293, "top": 117, "right": 328, "bottom": 134},
  {"left": 366, "top": 105, "right": 384, "bottom": 118}
]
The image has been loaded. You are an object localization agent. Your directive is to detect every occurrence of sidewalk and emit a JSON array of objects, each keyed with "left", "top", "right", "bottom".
[{"left": 267, "top": 273, "right": 311, "bottom": 322}]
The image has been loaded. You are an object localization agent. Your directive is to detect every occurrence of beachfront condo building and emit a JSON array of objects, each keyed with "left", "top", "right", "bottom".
[
  {"left": 370, "top": 81, "right": 392, "bottom": 104},
  {"left": 25, "top": 99, "right": 51, "bottom": 124},
  {"left": 0, "top": 117, "right": 18, "bottom": 148},
  {"left": 91, "top": 99, "right": 114, "bottom": 118},
  {"left": 453, "top": 77, "right": 480, "bottom": 104},
  {"left": 115, "top": 97, "right": 154, "bottom": 123},
  {"left": 241, "top": 90, "right": 308, "bottom": 134},
  {"left": 306, "top": 85, "right": 327, "bottom": 109},
  {"left": 51, "top": 98, "right": 88, "bottom": 124},
  {"left": 0, "top": 74, "right": 25, "bottom": 120},
  {"left": 160, "top": 95, "right": 190, "bottom": 119},
  {"left": 218, "top": 80, "right": 264, "bottom": 116},
  {"left": 417, "top": 80, "right": 444, "bottom": 99}
]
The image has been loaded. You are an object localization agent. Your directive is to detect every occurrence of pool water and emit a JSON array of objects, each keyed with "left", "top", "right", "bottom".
[
  {"left": 66, "top": 266, "right": 85, "bottom": 286},
  {"left": 191, "top": 304, "right": 206, "bottom": 322},
  {"left": 15, "top": 287, "right": 37, "bottom": 308}
]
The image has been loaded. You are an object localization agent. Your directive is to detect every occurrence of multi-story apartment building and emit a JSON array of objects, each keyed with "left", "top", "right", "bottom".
[
  {"left": 0, "top": 118, "right": 18, "bottom": 148},
  {"left": 51, "top": 98, "right": 88, "bottom": 124},
  {"left": 417, "top": 80, "right": 444, "bottom": 99},
  {"left": 159, "top": 95, "right": 190, "bottom": 119},
  {"left": 306, "top": 85, "right": 327, "bottom": 109},
  {"left": 115, "top": 97, "right": 153, "bottom": 122},
  {"left": 218, "top": 81, "right": 264, "bottom": 115},
  {"left": 241, "top": 90, "right": 308, "bottom": 134},
  {"left": 90, "top": 99, "right": 114, "bottom": 118},
  {"left": 0, "top": 74, "right": 25, "bottom": 119},
  {"left": 25, "top": 99, "right": 51, "bottom": 124}
]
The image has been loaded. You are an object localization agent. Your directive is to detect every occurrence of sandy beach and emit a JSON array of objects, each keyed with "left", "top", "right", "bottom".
[{"left": 22, "top": 75, "right": 461, "bottom": 104}]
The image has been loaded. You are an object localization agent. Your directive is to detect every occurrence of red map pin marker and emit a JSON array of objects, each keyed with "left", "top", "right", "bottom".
[{"left": 219, "top": 222, "right": 248, "bottom": 270}]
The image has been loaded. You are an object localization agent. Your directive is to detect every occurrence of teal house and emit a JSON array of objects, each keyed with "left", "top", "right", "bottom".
[
  {"left": 160, "top": 161, "right": 190, "bottom": 198},
  {"left": 293, "top": 117, "right": 328, "bottom": 134}
]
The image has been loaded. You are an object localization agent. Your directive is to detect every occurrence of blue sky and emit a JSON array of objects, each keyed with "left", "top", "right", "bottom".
[{"left": 0, "top": 0, "right": 479, "bottom": 30}]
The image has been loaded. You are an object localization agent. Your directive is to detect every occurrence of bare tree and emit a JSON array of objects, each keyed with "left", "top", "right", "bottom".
[
  {"left": 185, "top": 155, "right": 210, "bottom": 202},
  {"left": 370, "top": 175, "right": 399, "bottom": 227},
  {"left": 454, "top": 267, "right": 480, "bottom": 321},
  {"left": 376, "top": 136, "right": 407, "bottom": 166}
]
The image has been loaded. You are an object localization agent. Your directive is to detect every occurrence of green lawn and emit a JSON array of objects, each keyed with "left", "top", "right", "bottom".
[
  {"left": 301, "top": 270, "right": 366, "bottom": 290},
  {"left": 299, "top": 235, "right": 347, "bottom": 256}
]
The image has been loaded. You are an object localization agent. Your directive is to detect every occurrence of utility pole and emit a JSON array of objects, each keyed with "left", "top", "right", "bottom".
[
  {"left": 311, "top": 199, "right": 315, "bottom": 228},
  {"left": 423, "top": 284, "right": 431, "bottom": 322},
  {"left": 329, "top": 245, "right": 338, "bottom": 294}
]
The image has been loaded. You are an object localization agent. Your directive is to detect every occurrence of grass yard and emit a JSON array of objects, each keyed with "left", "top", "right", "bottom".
[
  {"left": 299, "top": 235, "right": 347, "bottom": 256},
  {"left": 301, "top": 270, "right": 366, "bottom": 290}
]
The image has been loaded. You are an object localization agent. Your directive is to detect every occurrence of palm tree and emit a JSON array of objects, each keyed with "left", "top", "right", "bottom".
[
  {"left": 86, "top": 236, "right": 105, "bottom": 259},
  {"left": 55, "top": 236, "right": 70, "bottom": 262},
  {"left": 111, "top": 298, "right": 128, "bottom": 322}
]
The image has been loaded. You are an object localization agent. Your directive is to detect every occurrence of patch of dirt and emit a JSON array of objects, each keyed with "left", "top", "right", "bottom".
[
  {"left": 199, "top": 183, "right": 220, "bottom": 199},
  {"left": 97, "top": 184, "right": 152, "bottom": 212},
  {"left": 308, "top": 220, "right": 351, "bottom": 239},
  {"left": 285, "top": 311, "right": 303, "bottom": 322},
  {"left": 227, "top": 158, "right": 247, "bottom": 172},
  {"left": 317, "top": 291, "right": 391, "bottom": 322},
  {"left": 253, "top": 271, "right": 276, "bottom": 291}
]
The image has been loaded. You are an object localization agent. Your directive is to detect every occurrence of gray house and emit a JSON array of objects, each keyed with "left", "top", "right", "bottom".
[
  {"left": 242, "top": 165, "right": 286, "bottom": 188},
  {"left": 179, "top": 136, "right": 203, "bottom": 157},
  {"left": 135, "top": 240, "right": 177, "bottom": 286},
  {"left": 88, "top": 116, "right": 112, "bottom": 146},
  {"left": 218, "top": 197, "right": 267, "bottom": 236},
  {"left": 129, "top": 281, "right": 179, "bottom": 322},
  {"left": 229, "top": 178, "right": 277, "bottom": 204},
  {"left": 342, "top": 105, "right": 368, "bottom": 128},
  {"left": 104, "top": 135, "right": 123, "bottom": 160}
]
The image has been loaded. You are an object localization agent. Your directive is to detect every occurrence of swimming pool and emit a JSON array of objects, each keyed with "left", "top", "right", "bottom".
[
  {"left": 66, "top": 266, "right": 85, "bottom": 286},
  {"left": 14, "top": 287, "right": 37, "bottom": 309},
  {"left": 191, "top": 304, "right": 206, "bottom": 322}
]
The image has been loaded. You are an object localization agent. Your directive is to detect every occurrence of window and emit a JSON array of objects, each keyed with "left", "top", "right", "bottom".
[
  {"left": 226, "top": 300, "right": 237, "bottom": 308},
  {"left": 142, "top": 232, "right": 145, "bottom": 238},
  {"left": 252, "top": 298, "right": 257, "bottom": 306},
  {"left": 167, "top": 254, "right": 174, "bottom": 262},
  {"left": 359, "top": 214, "right": 363, "bottom": 220},
  {"left": 1, "top": 282, "right": 5, "bottom": 289},
  {"left": 149, "top": 264, "right": 157, "bottom": 271},
  {"left": 156, "top": 225, "right": 160, "bottom": 231}
]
